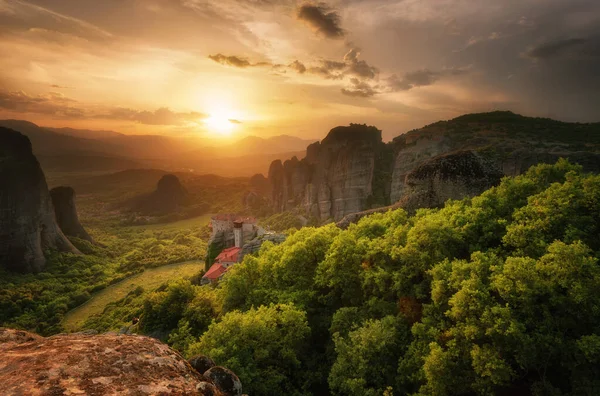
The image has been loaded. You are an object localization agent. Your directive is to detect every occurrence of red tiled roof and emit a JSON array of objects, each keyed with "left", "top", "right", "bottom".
[
  {"left": 203, "top": 263, "right": 228, "bottom": 280},
  {"left": 215, "top": 247, "right": 241, "bottom": 263}
]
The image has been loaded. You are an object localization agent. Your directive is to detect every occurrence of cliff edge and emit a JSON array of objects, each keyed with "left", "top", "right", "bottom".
[
  {"left": 0, "top": 328, "right": 241, "bottom": 395},
  {"left": 0, "top": 128, "right": 79, "bottom": 273}
]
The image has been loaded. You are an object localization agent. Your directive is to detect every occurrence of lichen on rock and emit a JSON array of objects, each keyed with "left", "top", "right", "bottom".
[{"left": 0, "top": 328, "right": 241, "bottom": 395}]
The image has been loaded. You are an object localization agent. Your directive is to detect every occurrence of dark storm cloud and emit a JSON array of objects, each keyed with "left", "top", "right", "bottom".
[
  {"left": 297, "top": 3, "right": 344, "bottom": 39},
  {"left": 526, "top": 38, "right": 587, "bottom": 59},
  {"left": 0, "top": 90, "right": 204, "bottom": 125}
]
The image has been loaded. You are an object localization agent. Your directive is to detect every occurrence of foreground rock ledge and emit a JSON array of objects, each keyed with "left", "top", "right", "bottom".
[{"left": 0, "top": 328, "right": 227, "bottom": 395}]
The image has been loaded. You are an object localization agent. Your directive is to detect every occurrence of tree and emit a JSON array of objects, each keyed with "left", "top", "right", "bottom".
[
  {"left": 187, "top": 304, "right": 311, "bottom": 395},
  {"left": 329, "top": 315, "right": 410, "bottom": 396}
]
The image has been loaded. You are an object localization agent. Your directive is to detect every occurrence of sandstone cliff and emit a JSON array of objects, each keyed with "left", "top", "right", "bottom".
[
  {"left": 0, "top": 128, "right": 80, "bottom": 273},
  {"left": 269, "top": 124, "right": 384, "bottom": 221},
  {"left": 50, "top": 186, "right": 95, "bottom": 244},
  {"left": 0, "top": 328, "right": 242, "bottom": 396},
  {"left": 269, "top": 112, "right": 600, "bottom": 222}
]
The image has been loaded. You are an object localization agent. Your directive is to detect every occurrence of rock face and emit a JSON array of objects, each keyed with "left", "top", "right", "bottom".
[
  {"left": 0, "top": 128, "right": 80, "bottom": 273},
  {"left": 50, "top": 186, "right": 95, "bottom": 243},
  {"left": 268, "top": 112, "right": 600, "bottom": 222},
  {"left": 269, "top": 124, "right": 384, "bottom": 221},
  {"left": 239, "top": 233, "right": 286, "bottom": 261},
  {"left": 189, "top": 354, "right": 216, "bottom": 375},
  {"left": 398, "top": 150, "right": 504, "bottom": 212},
  {"left": 0, "top": 328, "right": 239, "bottom": 396},
  {"left": 134, "top": 174, "right": 188, "bottom": 215},
  {"left": 204, "top": 367, "right": 243, "bottom": 396}
]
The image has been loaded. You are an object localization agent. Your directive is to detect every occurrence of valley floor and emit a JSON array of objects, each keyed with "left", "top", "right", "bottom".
[{"left": 62, "top": 261, "right": 205, "bottom": 331}]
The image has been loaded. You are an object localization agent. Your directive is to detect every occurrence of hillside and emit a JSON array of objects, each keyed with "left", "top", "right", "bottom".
[
  {"left": 72, "top": 160, "right": 600, "bottom": 395},
  {"left": 268, "top": 112, "right": 600, "bottom": 221}
]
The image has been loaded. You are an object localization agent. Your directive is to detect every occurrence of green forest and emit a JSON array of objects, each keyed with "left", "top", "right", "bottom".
[{"left": 2, "top": 159, "right": 600, "bottom": 395}]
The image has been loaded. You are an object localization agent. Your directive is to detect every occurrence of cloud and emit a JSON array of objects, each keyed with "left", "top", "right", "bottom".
[
  {"left": 105, "top": 107, "right": 205, "bottom": 125},
  {"left": 297, "top": 3, "right": 344, "bottom": 39},
  {"left": 208, "top": 53, "right": 283, "bottom": 70},
  {"left": 343, "top": 48, "right": 379, "bottom": 79},
  {"left": 208, "top": 53, "right": 252, "bottom": 68},
  {"left": 0, "top": 90, "right": 205, "bottom": 125},
  {"left": 387, "top": 66, "right": 470, "bottom": 91},
  {"left": 0, "top": 90, "right": 83, "bottom": 117},
  {"left": 289, "top": 60, "right": 307, "bottom": 74},
  {"left": 455, "top": 32, "right": 503, "bottom": 52},
  {"left": 229, "top": 119, "right": 242, "bottom": 124},
  {"left": 341, "top": 78, "right": 378, "bottom": 98},
  {"left": 304, "top": 49, "right": 378, "bottom": 80},
  {"left": 526, "top": 38, "right": 587, "bottom": 59},
  {"left": 0, "top": 0, "right": 112, "bottom": 41}
]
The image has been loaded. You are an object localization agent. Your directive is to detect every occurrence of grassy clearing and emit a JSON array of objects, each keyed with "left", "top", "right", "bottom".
[
  {"left": 62, "top": 260, "right": 204, "bottom": 331},
  {"left": 131, "top": 213, "right": 213, "bottom": 230}
]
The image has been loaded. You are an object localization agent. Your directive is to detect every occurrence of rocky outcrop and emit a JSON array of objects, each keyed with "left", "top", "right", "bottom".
[
  {"left": 239, "top": 233, "right": 286, "bottom": 261},
  {"left": 269, "top": 124, "right": 384, "bottom": 221},
  {"left": 50, "top": 186, "right": 95, "bottom": 243},
  {"left": 0, "top": 328, "right": 241, "bottom": 395},
  {"left": 0, "top": 128, "right": 80, "bottom": 273},
  {"left": 189, "top": 355, "right": 216, "bottom": 375},
  {"left": 336, "top": 203, "right": 403, "bottom": 230},
  {"left": 132, "top": 174, "right": 188, "bottom": 215},
  {"left": 204, "top": 367, "right": 243, "bottom": 396},
  {"left": 389, "top": 112, "right": 600, "bottom": 204},
  {"left": 249, "top": 173, "right": 270, "bottom": 195},
  {"left": 399, "top": 150, "right": 504, "bottom": 212},
  {"left": 269, "top": 112, "right": 600, "bottom": 224}
]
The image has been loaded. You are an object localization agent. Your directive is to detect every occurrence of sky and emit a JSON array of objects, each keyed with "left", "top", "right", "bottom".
[{"left": 0, "top": 0, "right": 599, "bottom": 141}]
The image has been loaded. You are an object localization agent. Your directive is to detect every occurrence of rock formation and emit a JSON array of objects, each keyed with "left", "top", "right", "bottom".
[
  {"left": 189, "top": 354, "right": 216, "bottom": 375},
  {"left": 0, "top": 328, "right": 242, "bottom": 395},
  {"left": 50, "top": 186, "right": 95, "bottom": 243},
  {"left": 0, "top": 128, "right": 80, "bottom": 273},
  {"left": 269, "top": 124, "right": 384, "bottom": 221},
  {"left": 398, "top": 150, "right": 504, "bottom": 212},
  {"left": 204, "top": 367, "right": 243, "bottom": 396},
  {"left": 133, "top": 174, "right": 188, "bottom": 215},
  {"left": 268, "top": 112, "right": 600, "bottom": 222},
  {"left": 239, "top": 233, "right": 286, "bottom": 261}
]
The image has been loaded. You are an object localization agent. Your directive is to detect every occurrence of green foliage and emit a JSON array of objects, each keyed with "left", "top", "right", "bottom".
[
  {"left": 210, "top": 159, "right": 600, "bottom": 395},
  {"left": 261, "top": 211, "right": 305, "bottom": 232},
  {"left": 329, "top": 316, "right": 410, "bottom": 396},
  {"left": 0, "top": 210, "right": 208, "bottom": 335},
  {"left": 205, "top": 238, "right": 225, "bottom": 270},
  {"left": 7, "top": 159, "right": 600, "bottom": 396},
  {"left": 187, "top": 304, "right": 311, "bottom": 395}
]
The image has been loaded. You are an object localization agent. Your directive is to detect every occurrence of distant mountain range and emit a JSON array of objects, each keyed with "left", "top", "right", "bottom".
[{"left": 0, "top": 119, "right": 315, "bottom": 176}]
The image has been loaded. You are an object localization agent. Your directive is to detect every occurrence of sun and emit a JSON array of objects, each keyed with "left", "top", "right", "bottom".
[{"left": 204, "top": 108, "right": 237, "bottom": 136}]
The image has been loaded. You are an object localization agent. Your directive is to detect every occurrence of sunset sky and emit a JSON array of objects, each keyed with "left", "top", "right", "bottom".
[{"left": 1, "top": 0, "right": 599, "bottom": 141}]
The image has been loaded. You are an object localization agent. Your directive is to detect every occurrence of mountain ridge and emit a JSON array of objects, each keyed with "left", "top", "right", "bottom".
[{"left": 268, "top": 111, "right": 600, "bottom": 222}]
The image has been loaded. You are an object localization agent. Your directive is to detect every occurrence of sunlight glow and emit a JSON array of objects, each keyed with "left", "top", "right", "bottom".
[{"left": 204, "top": 107, "right": 239, "bottom": 136}]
